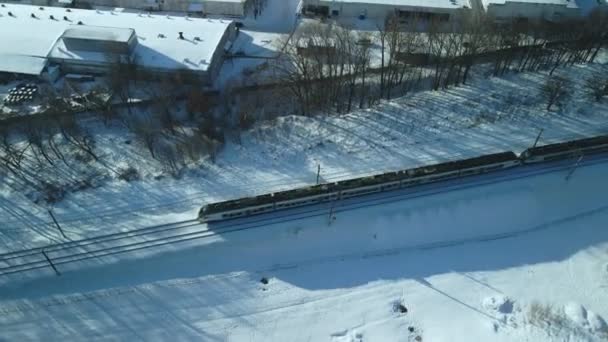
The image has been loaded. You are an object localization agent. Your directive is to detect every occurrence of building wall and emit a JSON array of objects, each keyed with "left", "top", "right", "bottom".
[
  {"left": 303, "top": 0, "right": 469, "bottom": 20},
  {"left": 49, "top": 58, "right": 111, "bottom": 75},
  {"left": 62, "top": 38, "right": 134, "bottom": 54},
  {"left": 202, "top": 1, "right": 246, "bottom": 16},
  {"left": 485, "top": 2, "right": 581, "bottom": 21},
  {"left": 166, "top": 0, "right": 246, "bottom": 16},
  {"left": 206, "top": 21, "right": 236, "bottom": 85}
]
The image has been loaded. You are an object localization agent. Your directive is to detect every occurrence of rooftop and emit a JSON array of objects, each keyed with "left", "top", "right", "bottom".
[
  {"left": 0, "top": 54, "right": 47, "bottom": 75},
  {"left": 318, "top": 0, "right": 471, "bottom": 9},
  {"left": 0, "top": 4, "right": 233, "bottom": 75},
  {"left": 482, "top": 0, "right": 583, "bottom": 9}
]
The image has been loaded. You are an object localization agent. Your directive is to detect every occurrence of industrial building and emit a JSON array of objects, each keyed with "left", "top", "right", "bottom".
[
  {"left": 302, "top": 0, "right": 473, "bottom": 22},
  {"left": 182, "top": 0, "right": 249, "bottom": 16},
  {"left": 0, "top": 0, "right": 248, "bottom": 16},
  {"left": 0, "top": 4, "right": 237, "bottom": 85},
  {"left": 482, "top": 0, "right": 578, "bottom": 22}
]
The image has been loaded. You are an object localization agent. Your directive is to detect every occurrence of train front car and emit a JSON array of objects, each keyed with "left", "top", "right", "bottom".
[
  {"left": 198, "top": 204, "right": 214, "bottom": 222},
  {"left": 521, "top": 135, "right": 608, "bottom": 163}
]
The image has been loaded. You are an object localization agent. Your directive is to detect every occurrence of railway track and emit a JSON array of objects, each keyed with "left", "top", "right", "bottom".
[{"left": 1, "top": 154, "right": 607, "bottom": 278}]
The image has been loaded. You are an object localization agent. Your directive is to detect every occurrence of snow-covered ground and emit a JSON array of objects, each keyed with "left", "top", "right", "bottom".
[
  {"left": 1, "top": 61, "right": 607, "bottom": 253},
  {"left": 0, "top": 155, "right": 607, "bottom": 341}
]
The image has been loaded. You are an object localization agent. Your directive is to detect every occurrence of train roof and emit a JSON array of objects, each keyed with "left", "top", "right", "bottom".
[
  {"left": 201, "top": 151, "right": 518, "bottom": 216},
  {"left": 525, "top": 135, "right": 608, "bottom": 156}
]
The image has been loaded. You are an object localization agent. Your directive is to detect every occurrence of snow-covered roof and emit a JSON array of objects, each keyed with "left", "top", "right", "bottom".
[
  {"left": 482, "top": 0, "right": 580, "bottom": 9},
  {"left": 319, "top": 0, "right": 470, "bottom": 9},
  {"left": 205, "top": 0, "right": 246, "bottom": 2},
  {"left": 0, "top": 4, "right": 233, "bottom": 73},
  {"left": 0, "top": 54, "right": 47, "bottom": 75}
]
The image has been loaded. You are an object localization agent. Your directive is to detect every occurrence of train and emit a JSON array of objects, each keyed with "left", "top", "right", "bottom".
[{"left": 198, "top": 135, "right": 608, "bottom": 223}]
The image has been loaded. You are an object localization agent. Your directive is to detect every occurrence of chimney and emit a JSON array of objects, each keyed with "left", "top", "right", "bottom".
[
  {"left": 50, "top": 14, "right": 54, "bottom": 20},
  {"left": 31, "top": 13, "right": 37, "bottom": 18},
  {"left": 178, "top": 31, "right": 184, "bottom": 39},
  {"left": 64, "top": 15, "right": 69, "bottom": 21}
]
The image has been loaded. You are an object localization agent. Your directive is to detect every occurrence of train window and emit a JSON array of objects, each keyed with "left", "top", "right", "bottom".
[{"left": 484, "top": 165, "right": 502, "bottom": 171}]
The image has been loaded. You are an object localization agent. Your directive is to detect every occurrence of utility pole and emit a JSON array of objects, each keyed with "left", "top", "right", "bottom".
[
  {"left": 532, "top": 128, "right": 544, "bottom": 148},
  {"left": 565, "top": 154, "right": 583, "bottom": 181},
  {"left": 41, "top": 250, "right": 60, "bottom": 276},
  {"left": 316, "top": 164, "right": 321, "bottom": 185},
  {"left": 48, "top": 210, "right": 68, "bottom": 240},
  {"left": 328, "top": 200, "right": 336, "bottom": 226}
]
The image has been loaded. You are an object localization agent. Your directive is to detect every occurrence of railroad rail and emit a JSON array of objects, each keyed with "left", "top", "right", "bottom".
[{"left": 1, "top": 149, "right": 608, "bottom": 278}]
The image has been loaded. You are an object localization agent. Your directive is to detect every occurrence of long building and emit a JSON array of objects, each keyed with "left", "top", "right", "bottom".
[
  {"left": 0, "top": 0, "right": 249, "bottom": 16},
  {"left": 302, "top": 0, "right": 473, "bottom": 22},
  {"left": 0, "top": 3, "right": 237, "bottom": 85},
  {"left": 482, "top": 0, "right": 607, "bottom": 22}
]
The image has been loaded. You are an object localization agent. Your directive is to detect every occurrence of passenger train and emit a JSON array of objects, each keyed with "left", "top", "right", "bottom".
[{"left": 198, "top": 135, "right": 608, "bottom": 222}]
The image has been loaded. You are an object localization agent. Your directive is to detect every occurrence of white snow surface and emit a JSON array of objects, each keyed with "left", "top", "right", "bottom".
[{"left": 0, "top": 156, "right": 607, "bottom": 341}]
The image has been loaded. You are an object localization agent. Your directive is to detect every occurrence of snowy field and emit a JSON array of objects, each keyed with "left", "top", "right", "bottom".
[
  {"left": 1, "top": 61, "right": 607, "bottom": 253},
  {"left": 0, "top": 156, "right": 607, "bottom": 341}
]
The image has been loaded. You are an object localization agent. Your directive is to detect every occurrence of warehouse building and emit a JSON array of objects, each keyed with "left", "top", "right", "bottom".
[
  {"left": 183, "top": 0, "right": 249, "bottom": 16},
  {"left": 0, "top": 4, "right": 236, "bottom": 85},
  {"left": 481, "top": 0, "right": 607, "bottom": 22},
  {"left": 0, "top": 0, "right": 249, "bottom": 16},
  {"left": 302, "top": 0, "right": 472, "bottom": 22}
]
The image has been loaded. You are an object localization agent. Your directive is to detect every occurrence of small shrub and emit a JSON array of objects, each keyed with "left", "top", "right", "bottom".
[
  {"left": 540, "top": 76, "right": 571, "bottom": 111},
  {"left": 584, "top": 75, "right": 608, "bottom": 102},
  {"left": 118, "top": 167, "right": 140, "bottom": 182},
  {"left": 527, "top": 301, "right": 566, "bottom": 328},
  {"left": 73, "top": 151, "right": 94, "bottom": 164},
  {"left": 40, "top": 182, "right": 66, "bottom": 204}
]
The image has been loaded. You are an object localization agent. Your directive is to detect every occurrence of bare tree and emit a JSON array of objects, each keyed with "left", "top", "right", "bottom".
[
  {"left": 106, "top": 56, "right": 138, "bottom": 113},
  {"left": 0, "top": 125, "right": 31, "bottom": 182},
  {"left": 274, "top": 22, "right": 350, "bottom": 115},
  {"left": 540, "top": 75, "right": 571, "bottom": 110},
  {"left": 54, "top": 109, "right": 98, "bottom": 162},
  {"left": 156, "top": 141, "right": 183, "bottom": 176},
  {"left": 584, "top": 75, "right": 608, "bottom": 102},
  {"left": 130, "top": 116, "right": 160, "bottom": 158},
  {"left": 186, "top": 89, "right": 213, "bottom": 120}
]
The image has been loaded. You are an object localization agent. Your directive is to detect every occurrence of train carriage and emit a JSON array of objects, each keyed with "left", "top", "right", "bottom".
[
  {"left": 199, "top": 151, "right": 519, "bottom": 222},
  {"left": 521, "top": 135, "right": 608, "bottom": 163},
  {"left": 199, "top": 135, "right": 608, "bottom": 223}
]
